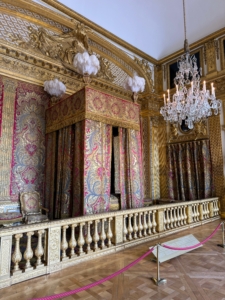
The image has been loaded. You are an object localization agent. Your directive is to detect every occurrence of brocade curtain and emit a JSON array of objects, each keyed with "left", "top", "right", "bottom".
[
  {"left": 119, "top": 127, "right": 144, "bottom": 209},
  {"left": 83, "top": 119, "right": 112, "bottom": 214},
  {"left": 168, "top": 140, "right": 214, "bottom": 201},
  {"left": 45, "top": 121, "right": 84, "bottom": 219}
]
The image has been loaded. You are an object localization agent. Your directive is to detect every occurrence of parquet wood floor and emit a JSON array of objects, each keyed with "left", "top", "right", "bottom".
[{"left": 1, "top": 220, "right": 225, "bottom": 300}]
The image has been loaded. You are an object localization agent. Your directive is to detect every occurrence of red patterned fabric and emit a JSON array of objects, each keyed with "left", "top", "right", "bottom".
[
  {"left": 83, "top": 120, "right": 112, "bottom": 214},
  {"left": 10, "top": 81, "right": 48, "bottom": 200},
  {"left": 119, "top": 128, "right": 144, "bottom": 209},
  {"left": 0, "top": 212, "right": 22, "bottom": 221}
]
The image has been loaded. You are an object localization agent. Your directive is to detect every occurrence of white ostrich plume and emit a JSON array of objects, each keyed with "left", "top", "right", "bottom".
[
  {"left": 44, "top": 78, "right": 66, "bottom": 97},
  {"left": 73, "top": 52, "right": 100, "bottom": 76},
  {"left": 124, "top": 75, "right": 145, "bottom": 93}
]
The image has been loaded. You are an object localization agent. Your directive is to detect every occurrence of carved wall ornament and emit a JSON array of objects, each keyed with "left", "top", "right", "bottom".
[
  {"left": 134, "top": 57, "right": 154, "bottom": 92},
  {"left": 168, "top": 119, "right": 209, "bottom": 143}
]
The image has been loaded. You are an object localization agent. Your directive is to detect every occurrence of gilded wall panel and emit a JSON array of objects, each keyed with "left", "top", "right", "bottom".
[
  {"left": 0, "top": 77, "right": 16, "bottom": 201},
  {"left": 208, "top": 115, "right": 225, "bottom": 211},
  {"left": 158, "top": 118, "right": 169, "bottom": 199},
  {"left": 141, "top": 116, "right": 151, "bottom": 198}
]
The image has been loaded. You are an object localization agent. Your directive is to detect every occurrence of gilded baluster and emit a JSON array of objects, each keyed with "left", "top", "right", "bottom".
[
  {"left": 61, "top": 225, "right": 69, "bottom": 261},
  {"left": 12, "top": 233, "right": 23, "bottom": 274},
  {"left": 196, "top": 204, "right": 200, "bottom": 221},
  {"left": 85, "top": 221, "right": 93, "bottom": 253},
  {"left": 177, "top": 207, "right": 181, "bottom": 226},
  {"left": 133, "top": 213, "right": 138, "bottom": 239},
  {"left": 35, "top": 230, "right": 45, "bottom": 268},
  {"left": 163, "top": 209, "right": 167, "bottom": 230},
  {"left": 206, "top": 203, "right": 210, "bottom": 218},
  {"left": 147, "top": 211, "right": 152, "bottom": 235},
  {"left": 215, "top": 200, "right": 219, "bottom": 215},
  {"left": 194, "top": 204, "right": 197, "bottom": 222},
  {"left": 143, "top": 212, "right": 148, "bottom": 236},
  {"left": 128, "top": 214, "right": 133, "bottom": 240},
  {"left": 100, "top": 218, "right": 107, "bottom": 249},
  {"left": 123, "top": 215, "right": 128, "bottom": 242},
  {"left": 24, "top": 231, "right": 34, "bottom": 270},
  {"left": 166, "top": 208, "right": 171, "bottom": 229},
  {"left": 152, "top": 210, "right": 156, "bottom": 234},
  {"left": 173, "top": 208, "right": 178, "bottom": 227},
  {"left": 170, "top": 208, "right": 174, "bottom": 228},
  {"left": 138, "top": 212, "right": 143, "bottom": 238},
  {"left": 107, "top": 217, "right": 113, "bottom": 247},
  {"left": 78, "top": 222, "right": 86, "bottom": 256},
  {"left": 69, "top": 223, "right": 77, "bottom": 257},
  {"left": 93, "top": 220, "right": 100, "bottom": 251},
  {"left": 183, "top": 205, "right": 187, "bottom": 224}
]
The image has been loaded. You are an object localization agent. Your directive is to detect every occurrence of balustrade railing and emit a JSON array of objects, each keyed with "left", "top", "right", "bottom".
[{"left": 0, "top": 197, "right": 220, "bottom": 289}]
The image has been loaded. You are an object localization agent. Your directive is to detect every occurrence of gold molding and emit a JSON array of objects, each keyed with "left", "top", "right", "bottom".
[
  {"left": 159, "top": 28, "right": 225, "bottom": 64},
  {"left": 40, "top": 0, "right": 158, "bottom": 65}
]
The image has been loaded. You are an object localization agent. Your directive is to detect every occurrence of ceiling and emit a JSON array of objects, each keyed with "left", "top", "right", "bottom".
[{"left": 56, "top": 0, "right": 225, "bottom": 61}]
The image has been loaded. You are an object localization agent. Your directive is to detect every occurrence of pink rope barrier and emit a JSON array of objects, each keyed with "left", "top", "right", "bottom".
[
  {"left": 31, "top": 247, "right": 155, "bottom": 300},
  {"left": 162, "top": 222, "right": 222, "bottom": 251}
]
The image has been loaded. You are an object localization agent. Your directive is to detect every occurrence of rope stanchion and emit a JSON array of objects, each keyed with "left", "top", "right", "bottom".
[
  {"left": 31, "top": 247, "right": 155, "bottom": 300},
  {"left": 217, "top": 222, "right": 225, "bottom": 248},
  {"left": 162, "top": 222, "right": 221, "bottom": 251},
  {"left": 151, "top": 244, "right": 166, "bottom": 286}
]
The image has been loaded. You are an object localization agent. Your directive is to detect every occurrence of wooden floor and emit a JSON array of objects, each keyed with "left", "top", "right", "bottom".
[{"left": 1, "top": 220, "right": 225, "bottom": 300}]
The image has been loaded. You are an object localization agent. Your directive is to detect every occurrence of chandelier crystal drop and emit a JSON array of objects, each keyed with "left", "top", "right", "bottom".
[{"left": 160, "top": 0, "right": 221, "bottom": 129}]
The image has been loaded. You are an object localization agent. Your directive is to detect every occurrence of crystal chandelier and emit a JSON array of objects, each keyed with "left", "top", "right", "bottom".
[{"left": 160, "top": 0, "right": 221, "bottom": 129}]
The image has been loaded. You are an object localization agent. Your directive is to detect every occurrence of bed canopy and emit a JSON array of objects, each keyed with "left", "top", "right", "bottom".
[{"left": 45, "top": 86, "right": 144, "bottom": 219}]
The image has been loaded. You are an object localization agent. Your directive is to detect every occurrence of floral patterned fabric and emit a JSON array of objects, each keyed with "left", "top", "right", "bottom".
[
  {"left": 84, "top": 120, "right": 112, "bottom": 214},
  {"left": 0, "top": 212, "right": 22, "bottom": 221},
  {"left": 119, "top": 128, "right": 144, "bottom": 209},
  {"left": 21, "top": 192, "right": 40, "bottom": 214},
  {"left": 168, "top": 140, "right": 214, "bottom": 201}
]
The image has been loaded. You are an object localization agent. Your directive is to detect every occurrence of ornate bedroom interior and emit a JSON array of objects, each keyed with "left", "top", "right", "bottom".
[{"left": 0, "top": 0, "right": 225, "bottom": 298}]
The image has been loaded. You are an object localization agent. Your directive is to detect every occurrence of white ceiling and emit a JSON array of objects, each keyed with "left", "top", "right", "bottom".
[{"left": 57, "top": 0, "right": 225, "bottom": 60}]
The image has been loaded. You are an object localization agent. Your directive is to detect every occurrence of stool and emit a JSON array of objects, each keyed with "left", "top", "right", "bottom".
[{"left": 0, "top": 212, "right": 23, "bottom": 227}]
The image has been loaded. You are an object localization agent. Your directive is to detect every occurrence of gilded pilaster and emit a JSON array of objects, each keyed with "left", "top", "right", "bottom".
[
  {"left": 208, "top": 115, "right": 225, "bottom": 212},
  {"left": 158, "top": 118, "right": 169, "bottom": 199},
  {"left": 0, "top": 77, "right": 17, "bottom": 200},
  {"left": 204, "top": 39, "right": 217, "bottom": 75},
  {"left": 151, "top": 118, "right": 160, "bottom": 199}
]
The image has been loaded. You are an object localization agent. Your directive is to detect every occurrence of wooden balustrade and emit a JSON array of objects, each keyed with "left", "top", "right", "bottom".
[{"left": 0, "top": 197, "right": 220, "bottom": 289}]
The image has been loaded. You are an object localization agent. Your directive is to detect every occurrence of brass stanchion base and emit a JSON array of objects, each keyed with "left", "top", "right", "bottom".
[
  {"left": 151, "top": 277, "right": 167, "bottom": 286},
  {"left": 217, "top": 244, "right": 225, "bottom": 248}
]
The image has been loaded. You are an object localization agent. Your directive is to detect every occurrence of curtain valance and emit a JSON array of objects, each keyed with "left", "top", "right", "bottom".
[{"left": 46, "top": 87, "right": 140, "bottom": 133}]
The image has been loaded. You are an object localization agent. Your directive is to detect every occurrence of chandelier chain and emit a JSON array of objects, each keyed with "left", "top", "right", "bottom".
[{"left": 183, "top": 0, "right": 187, "bottom": 41}]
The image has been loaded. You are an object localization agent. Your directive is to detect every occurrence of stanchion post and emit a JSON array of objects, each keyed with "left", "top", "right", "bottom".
[
  {"left": 151, "top": 244, "right": 167, "bottom": 286},
  {"left": 217, "top": 222, "right": 225, "bottom": 248}
]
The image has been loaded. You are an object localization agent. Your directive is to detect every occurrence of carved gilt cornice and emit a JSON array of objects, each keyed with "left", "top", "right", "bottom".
[{"left": 159, "top": 28, "right": 225, "bottom": 64}]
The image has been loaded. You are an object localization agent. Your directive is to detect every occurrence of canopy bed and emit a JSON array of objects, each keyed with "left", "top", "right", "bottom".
[{"left": 45, "top": 87, "right": 144, "bottom": 219}]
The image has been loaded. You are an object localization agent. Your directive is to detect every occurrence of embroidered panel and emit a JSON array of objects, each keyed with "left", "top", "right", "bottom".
[
  {"left": 45, "top": 89, "right": 85, "bottom": 133},
  {"left": 45, "top": 87, "right": 140, "bottom": 133},
  {"left": 10, "top": 82, "right": 48, "bottom": 201},
  {"left": 83, "top": 119, "right": 112, "bottom": 215}
]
